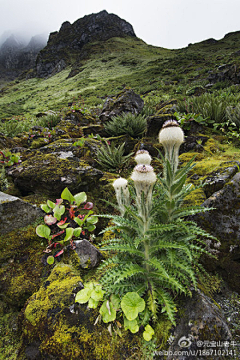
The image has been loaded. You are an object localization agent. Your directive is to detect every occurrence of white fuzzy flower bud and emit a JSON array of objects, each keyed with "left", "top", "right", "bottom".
[
  {"left": 158, "top": 120, "right": 184, "bottom": 171},
  {"left": 131, "top": 164, "right": 156, "bottom": 217},
  {"left": 113, "top": 177, "right": 130, "bottom": 216},
  {"left": 134, "top": 150, "right": 152, "bottom": 165}
]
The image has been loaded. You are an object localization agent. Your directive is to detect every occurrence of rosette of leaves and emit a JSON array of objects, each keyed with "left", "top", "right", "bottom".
[
  {"left": 36, "top": 187, "right": 98, "bottom": 264},
  {"left": 0, "top": 150, "right": 20, "bottom": 167},
  {"left": 96, "top": 141, "right": 133, "bottom": 172}
]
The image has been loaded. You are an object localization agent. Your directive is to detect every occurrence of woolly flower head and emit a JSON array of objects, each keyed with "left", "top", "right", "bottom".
[
  {"left": 158, "top": 120, "right": 184, "bottom": 147},
  {"left": 134, "top": 150, "right": 152, "bottom": 165},
  {"left": 113, "top": 177, "right": 128, "bottom": 191},
  {"left": 131, "top": 164, "right": 156, "bottom": 185}
]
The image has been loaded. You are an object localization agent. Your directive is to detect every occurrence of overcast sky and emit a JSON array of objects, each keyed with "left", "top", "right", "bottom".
[{"left": 1, "top": 0, "right": 240, "bottom": 49}]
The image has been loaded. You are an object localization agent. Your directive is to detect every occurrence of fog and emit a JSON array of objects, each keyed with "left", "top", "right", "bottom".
[{"left": 1, "top": 0, "right": 240, "bottom": 49}]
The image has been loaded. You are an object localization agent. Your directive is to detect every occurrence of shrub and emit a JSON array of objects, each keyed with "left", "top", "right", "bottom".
[{"left": 104, "top": 112, "right": 147, "bottom": 138}]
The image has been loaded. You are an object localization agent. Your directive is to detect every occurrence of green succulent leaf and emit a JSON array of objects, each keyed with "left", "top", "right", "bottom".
[
  {"left": 99, "top": 300, "right": 116, "bottom": 323},
  {"left": 36, "top": 224, "right": 51, "bottom": 239},
  {"left": 53, "top": 204, "right": 65, "bottom": 221},
  {"left": 86, "top": 216, "right": 98, "bottom": 225},
  {"left": 74, "top": 217, "right": 83, "bottom": 226},
  {"left": 86, "top": 224, "right": 96, "bottom": 232},
  {"left": 40, "top": 204, "right": 51, "bottom": 213},
  {"left": 121, "top": 292, "right": 145, "bottom": 321},
  {"left": 47, "top": 255, "right": 55, "bottom": 265},
  {"left": 73, "top": 227, "right": 82, "bottom": 237},
  {"left": 143, "top": 324, "right": 155, "bottom": 341},
  {"left": 57, "top": 223, "right": 69, "bottom": 229},
  {"left": 124, "top": 317, "right": 139, "bottom": 333},
  {"left": 74, "top": 192, "right": 87, "bottom": 206},
  {"left": 64, "top": 227, "right": 74, "bottom": 241},
  {"left": 61, "top": 187, "right": 75, "bottom": 204},
  {"left": 47, "top": 200, "right": 56, "bottom": 209}
]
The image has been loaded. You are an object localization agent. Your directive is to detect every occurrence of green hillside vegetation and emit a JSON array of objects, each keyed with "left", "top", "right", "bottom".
[{"left": 1, "top": 32, "right": 240, "bottom": 140}]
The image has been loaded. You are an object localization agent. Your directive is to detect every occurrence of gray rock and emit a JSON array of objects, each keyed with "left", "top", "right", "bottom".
[
  {"left": 162, "top": 290, "right": 232, "bottom": 360},
  {"left": 194, "top": 172, "right": 240, "bottom": 292},
  {"left": 99, "top": 88, "right": 144, "bottom": 122},
  {"left": 74, "top": 239, "right": 102, "bottom": 268},
  {"left": 0, "top": 192, "right": 43, "bottom": 234}
]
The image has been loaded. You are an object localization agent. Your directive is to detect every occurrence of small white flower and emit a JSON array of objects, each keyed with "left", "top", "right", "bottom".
[
  {"left": 113, "top": 177, "right": 130, "bottom": 216},
  {"left": 134, "top": 150, "right": 152, "bottom": 165},
  {"left": 159, "top": 120, "right": 184, "bottom": 171}
]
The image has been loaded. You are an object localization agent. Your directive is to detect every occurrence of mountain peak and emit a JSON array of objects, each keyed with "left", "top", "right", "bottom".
[{"left": 36, "top": 10, "right": 136, "bottom": 78}]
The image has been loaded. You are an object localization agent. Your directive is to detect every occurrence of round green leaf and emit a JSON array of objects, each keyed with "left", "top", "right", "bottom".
[
  {"left": 88, "top": 298, "right": 99, "bottom": 309},
  {"left": 36, "top": 224, "right": 51, "bottom": 239},
  {"left": 91, "top": 285, "right": 105, "bottom": 301},
  {"left": 143, "top": 324, "right": 155, "bottom": 341},
  {"left": 124, "top": 317, "right": 139, "bottom": 333},
  {"left": 86, "top": 216, "right": 98, "bottom": 225},
  {"left": 86, "top": 224, "right": 96, "bottom": 232},
  {"left": 47, "top": 255, "right": 55, "bottom": 265},
  {"left": 75, "top": 288, "right": 91, "bottom": 304},
  {"left": 121, "top": 292, "right": 145, "bottom": 321},
  {"left": 99, "top": 300, "right": 116, "bottom": 323},
  {"left": 74, "top": 192, "right": 87, "bottom": 206}
]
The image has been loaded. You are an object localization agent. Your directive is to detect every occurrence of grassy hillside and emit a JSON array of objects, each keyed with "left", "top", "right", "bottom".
[{"left": 1, "top": 32, "right": 240, "bottom": 135}]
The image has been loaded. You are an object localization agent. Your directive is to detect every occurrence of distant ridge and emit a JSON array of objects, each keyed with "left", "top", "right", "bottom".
[{"left": 35, "top": 10, "right": 136, "bottom": 78}]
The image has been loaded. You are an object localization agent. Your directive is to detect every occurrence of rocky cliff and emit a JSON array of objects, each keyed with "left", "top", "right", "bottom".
[
  {"left": 35, "top": 10, "right": 136, "bottom": 78},
  {"left": 0, "top": 33, "right": 47, "bottom": 82}
]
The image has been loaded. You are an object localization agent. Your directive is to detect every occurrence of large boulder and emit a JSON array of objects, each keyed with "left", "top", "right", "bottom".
[
  {"left": 0, "top": 192, "right": 43, "bottom": 234},
  {"left": 8, "top": 139, "right": 104, "bottom": 196},
  {"left": 19, "top": 263, "right": 142, "bottom": 360},
  {"left": 99, "top": 88, "right": 144, "bottom": 122},
  {"left": 160, "top": 289, "right": 232, "bottom": 360},
  {"left": 194, "top": 172, "right": 240, "bottom": 292}
]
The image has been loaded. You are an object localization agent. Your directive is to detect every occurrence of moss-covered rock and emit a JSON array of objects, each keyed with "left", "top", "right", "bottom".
[{"left": 19, "top": 263, "right": 143, "bottom": 360}]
